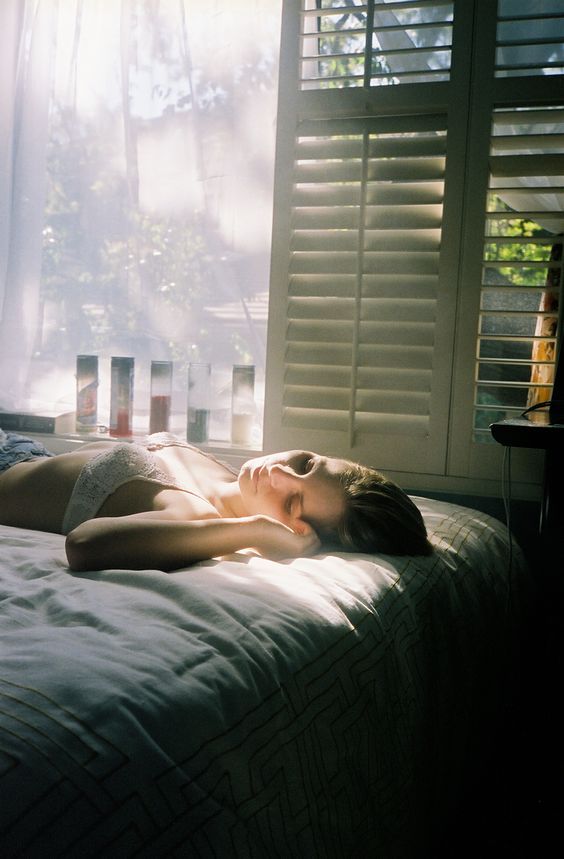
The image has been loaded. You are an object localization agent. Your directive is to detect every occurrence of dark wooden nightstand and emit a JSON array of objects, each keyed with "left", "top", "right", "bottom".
[{"left": 490, "top": 414, "right": 563, "bottom": 544}]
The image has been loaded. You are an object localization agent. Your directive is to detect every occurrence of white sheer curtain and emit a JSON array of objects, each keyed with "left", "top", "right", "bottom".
[
  {"left": 0, "top": 0, "right": 281, "bottom": 440},
  {"left": 0, "top": 0, "right": 54, "bottom": 410}
]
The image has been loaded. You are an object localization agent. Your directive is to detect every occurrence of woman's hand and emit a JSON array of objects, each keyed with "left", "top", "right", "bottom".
[{"left": 250, "top": 515, "right": 321, "bottom": 560}]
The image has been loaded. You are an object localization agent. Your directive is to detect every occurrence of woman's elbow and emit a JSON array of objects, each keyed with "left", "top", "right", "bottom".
[{"left": 65, "top": 527, "right": 94, "bottom": 571}]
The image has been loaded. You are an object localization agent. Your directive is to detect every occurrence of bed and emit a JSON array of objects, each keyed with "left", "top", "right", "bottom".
[{"left": 0, "top": 496, "right": 530, "bottom": 858}]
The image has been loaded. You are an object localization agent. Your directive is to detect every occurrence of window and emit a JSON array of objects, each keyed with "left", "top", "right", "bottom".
[
  {"left": 2, "top": 1, "right": 563, "bottom": 492},
  {"left": 0, "top": 0, "right": 281, "bottom": 444},
  {"left": 265, "top": 0, "right": 563, "bottom": 492}
]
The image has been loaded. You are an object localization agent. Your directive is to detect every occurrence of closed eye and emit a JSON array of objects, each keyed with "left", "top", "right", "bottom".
[
  {"left": 285, "top": 493, "right": 303, "bottom": 516},
  {"left": 300, "top": 455, "right": 314, "bottom": 474}
]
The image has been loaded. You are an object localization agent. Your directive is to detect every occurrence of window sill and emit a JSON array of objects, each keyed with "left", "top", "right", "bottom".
[{"left": 26, "top": 431, "right": 259, "bottom": 468}]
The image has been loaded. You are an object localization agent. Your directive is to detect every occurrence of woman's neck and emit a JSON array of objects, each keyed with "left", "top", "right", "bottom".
[{"left": 209, "top": 476, "right": 247, "bottom": 519}]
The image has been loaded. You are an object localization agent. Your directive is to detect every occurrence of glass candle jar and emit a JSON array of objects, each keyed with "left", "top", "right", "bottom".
[
  {"left": 149, "top": 360, "right": 172, "bottom": 434},
  {"left": 76, "top": 354, "right": 98, "bottom": 432},
  {"left": 231, "top": 364, "right": 255, "bottom": 445},
  {"left": 187, "top": 362, "right": 211, "bottom": 443},
  {"left": 110, "top": 357, "right": 134, "bottom": 437}
]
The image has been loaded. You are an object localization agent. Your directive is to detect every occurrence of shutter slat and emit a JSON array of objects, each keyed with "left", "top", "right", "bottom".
[
  {"left": 367, "top": 137, "right": 447, "bottom": 158},
  {"left": 293, "top": 185, "right": 361, "bottom": 207},
  {"left": 288, "top": 296, "right": 436, "bottom": 324},
  {"left": 358, "top": 366, "right": 432, "bottom": 389},
  {"left": 296, "top": 138, "right": 363, "bottom": 160},
  {"left": 295, "top": 162, "right": 362, "bottom": 183},
  {"left": 357, "top": 390, "right": 430, "bottom": 415},
  {"left": 364, "top": 229, "right": 441, "bottom": 251},
  {"left": 288, "top": 297, "right": 354, "bottom": 319},
  {"left": 358, "top": 344, "right": 434, "bottom": 369},
  {"left": 365, "top": 181, "right": 444, "bottom": 205},
  {"left": 287, "top": 319, "right": 353, "bottom": 342},
  {"left": 292, "top": 232, "right": 359, "bottom": 253},
  {"left": 284, "top": 388, "right": 351, "bottom": 411},
  {"left": 289, "top": 274, "right": 356, "bottom": 297},
  {"left": 491, "top": 133, "right": 564, "bottom": 151},
  {"left": 490, "top": 154, "right": 564, "bottom": 176},
  {"left": 492, "top": 108, "right": 564, "bottom": 125},
  {"left": 285, "top": 366, "right": 352, "bottom": 386},
  {"left": 362, "top": 274, "right": 438, "bottom": 298},
  {"left": 367, "top": 158, "right": 446, "bottom": 181},
  {"left": 364, "top": 207, "right": 443, "bottom": 229},
  {"left": 359, "top": 321, "right": 435, "bottom": 347},
  {"left": 293, "top": 228, "right": 441, "bottom": 252},
  {"left": 290, "top": 252, "right": 358, "bottom": 274},
  {"left": 282, "top": 408, "right": 350, "bottom": 432},
  {"left": 361, "top": 299, "right": 436, "bottom": 323},
  {"left": 283, "top": 407, "right": 429, "bottom": 436},
  {"left": 355, "top": 413, "right": 430, "bottom": 436},
  {"left": 292, "top": 209, "right": 361, "bottom": 230},
  {"left": 285, "top": 343, "right": 353, "bottom": 365},
  {"left": 284, "top": 366, "right": 432, "bottom": 391},
  {"left": 363, "top": 251, "right": 440, "bottom": 275}
]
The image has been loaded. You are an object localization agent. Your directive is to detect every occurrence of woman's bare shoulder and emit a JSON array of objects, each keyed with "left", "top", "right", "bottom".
[{"left": 96, "top": 483, "right": 221, "bottom": 522}]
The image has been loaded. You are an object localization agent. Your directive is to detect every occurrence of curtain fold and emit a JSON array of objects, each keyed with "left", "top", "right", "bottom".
[{"left": 0, "top": 0, "right": 54, "bottom": 409}]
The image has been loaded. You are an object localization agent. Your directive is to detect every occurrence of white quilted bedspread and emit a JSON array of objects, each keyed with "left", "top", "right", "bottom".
[{"left": 0, "top": 498, "right": 530, "bottom": 857}]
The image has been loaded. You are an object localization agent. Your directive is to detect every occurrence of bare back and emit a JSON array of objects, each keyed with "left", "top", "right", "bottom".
[{"left": 0, "top": 441, "right": 235, "bottom": 534}]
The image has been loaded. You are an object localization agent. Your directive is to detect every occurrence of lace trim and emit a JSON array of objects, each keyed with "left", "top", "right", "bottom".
[{"left": 61, "top": 443, "right": 183, "bottom": 534}]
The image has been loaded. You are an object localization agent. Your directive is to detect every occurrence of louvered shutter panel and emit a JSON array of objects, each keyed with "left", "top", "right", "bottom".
[
  {"left": 266, "top": 111, "right": 459, "bottom": 470},
  {"left": 448, "top": 1, "right": 564, "bottom": 482},
  {"left": 268, "top": 0, "right": 562, "bottom": 483},
  {"left": 265, "top": 0, "right": 467, "bottom": 473},
  {"left": 286, "top": 115, "right": 446, "bottom": 438},
  {"left": 473, "top": 105, "right": 564, "bottom": 439},
  {"left": 300, "top": 0, "right": 454, "bottom": 88}
]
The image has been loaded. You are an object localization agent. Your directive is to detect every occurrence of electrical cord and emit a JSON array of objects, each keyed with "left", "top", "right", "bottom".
[
  {"left": 520, "top": 400, "right": 551, "bottom": 416},
  {"left": 501, "top": 445, "right": 513, "bottom": 613},
  {"left": 520, "top": 399, "right": 564, "bottom": 421}
]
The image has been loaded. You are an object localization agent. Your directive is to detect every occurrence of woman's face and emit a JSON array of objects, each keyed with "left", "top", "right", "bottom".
[{"left": 238, "top": 450, "right": 348, "bottom": 534}]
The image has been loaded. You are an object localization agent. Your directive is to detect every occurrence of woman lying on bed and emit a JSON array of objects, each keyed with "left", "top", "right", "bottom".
[{"left": 0, "top": 431, "right": 432, "bottom": 571}]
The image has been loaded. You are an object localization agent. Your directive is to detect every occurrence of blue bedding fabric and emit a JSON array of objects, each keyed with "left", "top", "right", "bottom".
[{"left": 0, "top": 429, "right": 55, "bottom": 473}]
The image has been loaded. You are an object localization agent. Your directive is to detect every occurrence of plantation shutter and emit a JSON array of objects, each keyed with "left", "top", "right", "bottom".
[
  {"left": 266, "top": 0, "right": 562, "bottom": 485},
  {"left": 281, "top": 115, "right": 451, "bottom": 466},
  {"left": 473, "top": 106, "right": 564, "bottom": 440},
  {"left": 265, "top": 0, "right": 465, "bottom": 474},
  {"left": 448, "top": 1, "right": 564, "bottom": 482}
]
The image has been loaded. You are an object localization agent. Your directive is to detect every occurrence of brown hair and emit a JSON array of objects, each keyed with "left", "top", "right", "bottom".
[{"left": 328, "top": 461, "right": 433, "bottom": 557}]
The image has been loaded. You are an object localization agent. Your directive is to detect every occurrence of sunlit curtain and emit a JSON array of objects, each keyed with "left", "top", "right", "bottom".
[
  {"left": 0, "top": 0, "right": 281, "bottom": 437},
  {"left": 0, "top": 0, "right": 54, "bottom": 409}
]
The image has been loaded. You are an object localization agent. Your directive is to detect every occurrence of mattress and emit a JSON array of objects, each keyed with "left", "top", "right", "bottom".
[{"left": 0, "top": 497, "right": 530, "bottom": 857}]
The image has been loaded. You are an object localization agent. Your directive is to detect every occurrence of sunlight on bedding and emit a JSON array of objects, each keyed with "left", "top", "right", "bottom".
[{"left": 0, "top": 497, "right": 531, "bottom": 857}]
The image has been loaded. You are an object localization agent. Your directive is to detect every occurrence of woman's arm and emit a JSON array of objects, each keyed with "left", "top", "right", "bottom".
[{"left": 65, "top": 512, "right": 320, "bottom": 572}]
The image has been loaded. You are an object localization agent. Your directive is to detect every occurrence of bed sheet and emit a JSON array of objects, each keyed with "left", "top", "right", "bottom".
[{"left": 0, "top": 498, "right": 530, "bottom": 857}]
